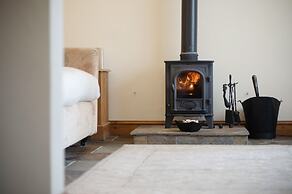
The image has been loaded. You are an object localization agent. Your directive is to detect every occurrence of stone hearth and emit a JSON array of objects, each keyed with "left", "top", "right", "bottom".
[{"left": 131, "top": 125, "right": 249, "bottom": 145}]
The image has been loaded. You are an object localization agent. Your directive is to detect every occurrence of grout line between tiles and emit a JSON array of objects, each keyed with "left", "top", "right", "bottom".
[
  {"left": 65, "top": 160, "right": 76, "bottom": 168},
  {"left": 90, "top": 146, "right": 103, "bottom": 154},
  {"left": 111, "top": 136, "right": 119, "bottom": 142}
]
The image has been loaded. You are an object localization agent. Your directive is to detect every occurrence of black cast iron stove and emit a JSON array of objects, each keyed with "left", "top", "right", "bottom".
[{"left": 165, "top": 0, "right": 214, "bottom": 128}]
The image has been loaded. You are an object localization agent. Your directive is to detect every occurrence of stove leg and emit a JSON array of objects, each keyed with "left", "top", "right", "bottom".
[
  {"left": 165, "top": 115, "right": 174, "bottom": 128},
  {"left": 205, "top": 116, "right": 214, "bottom": 129}
]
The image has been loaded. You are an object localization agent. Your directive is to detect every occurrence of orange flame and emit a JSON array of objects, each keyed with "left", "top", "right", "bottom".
[{"left": 177, "top": 72, "right": 201, "bottom": 93}]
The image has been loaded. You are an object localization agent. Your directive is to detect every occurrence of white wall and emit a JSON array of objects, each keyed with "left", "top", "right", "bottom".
[
  {"left": 0, "top": 0, "right": 64, "bottom": 193},
  {"left": 64, "top": 0, "right": 292, "bottom": 121}
]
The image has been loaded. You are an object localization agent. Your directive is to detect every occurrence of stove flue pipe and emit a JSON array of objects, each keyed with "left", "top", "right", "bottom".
[{"left": 180, "top": 0, "right": 198, "bottom": 61}]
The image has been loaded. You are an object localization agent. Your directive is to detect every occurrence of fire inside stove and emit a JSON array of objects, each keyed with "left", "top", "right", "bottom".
[{"left": 176, "top": 71, "right": 203, "bottom": 98}]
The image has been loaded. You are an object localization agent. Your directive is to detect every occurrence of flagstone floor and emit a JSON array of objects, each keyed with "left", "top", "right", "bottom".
[{"left": 65, "top": 135, "right": 292, "bottom": 185}]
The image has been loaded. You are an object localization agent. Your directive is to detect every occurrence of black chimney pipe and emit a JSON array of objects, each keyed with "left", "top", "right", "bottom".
[{"left": 180, "top": 0, "right": 198, "bottom": 61}]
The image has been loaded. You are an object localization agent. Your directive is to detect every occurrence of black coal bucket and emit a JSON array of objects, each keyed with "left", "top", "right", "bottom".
[{"left": 241, "top": 97, "right": 281, "bottom": 139}]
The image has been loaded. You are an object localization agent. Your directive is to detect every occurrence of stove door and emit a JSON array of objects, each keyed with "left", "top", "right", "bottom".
[{"left": 173, "top": 70, "right": 205, "bottom": 112}]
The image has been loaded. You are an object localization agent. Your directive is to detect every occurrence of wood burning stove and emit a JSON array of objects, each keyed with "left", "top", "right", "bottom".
[
  {"left": 165, "top": 0, "right": 214, "bottom": 128},
  {"left": 165, "top": 61, "right": 213, "bottom": 128}
]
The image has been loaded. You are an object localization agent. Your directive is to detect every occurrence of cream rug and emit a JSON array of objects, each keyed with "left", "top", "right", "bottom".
[{"left": 65, "top": 145, "right": 292, "bottom": 194}]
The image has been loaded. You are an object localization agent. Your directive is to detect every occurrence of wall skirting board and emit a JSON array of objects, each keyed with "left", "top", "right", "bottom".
[{"left": 108, "top": 120, "right": 292, "bottom": 137}]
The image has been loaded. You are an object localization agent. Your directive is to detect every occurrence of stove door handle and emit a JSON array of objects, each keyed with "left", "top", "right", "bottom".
[{"left": 172, "top": 83, "right": 175, "bottom": 91}]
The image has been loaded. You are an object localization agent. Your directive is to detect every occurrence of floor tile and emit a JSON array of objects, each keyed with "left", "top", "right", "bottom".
[{"left": 65, "top": 170, "right": 85, "bottom": 185}]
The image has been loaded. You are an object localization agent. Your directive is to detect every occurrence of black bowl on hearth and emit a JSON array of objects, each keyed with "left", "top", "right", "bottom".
[{"left": 175, "top": 121, "right": 202, "bottom": 132}]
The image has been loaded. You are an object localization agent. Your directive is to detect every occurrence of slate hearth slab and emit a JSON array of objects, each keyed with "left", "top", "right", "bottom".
[
  {"left": 65, "top": 145, "right": 292, "bottom": 194},
  {"left": 131, "top": 125, "right": 249, "bottom": 145}
]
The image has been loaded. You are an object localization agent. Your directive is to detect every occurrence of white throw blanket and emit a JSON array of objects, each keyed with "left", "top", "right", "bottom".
[{"left": 62, "top": 67, "right": 100, "bottom": 106}]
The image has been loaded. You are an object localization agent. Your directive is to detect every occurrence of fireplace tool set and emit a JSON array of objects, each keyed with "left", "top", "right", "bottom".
[{"left": 223, "top": 75, "right": 240, "bottom": 127}]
